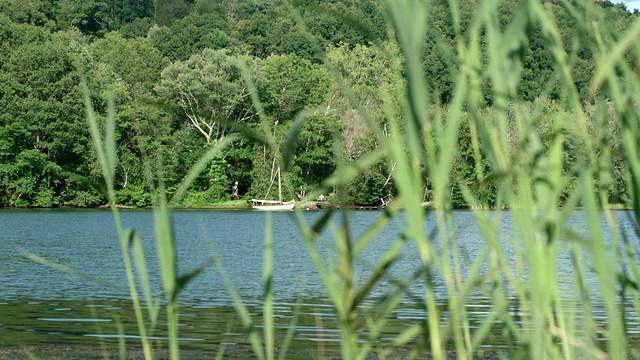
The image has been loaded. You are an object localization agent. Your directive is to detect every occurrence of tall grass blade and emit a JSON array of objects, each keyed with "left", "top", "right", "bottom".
[
  {"left": 153, "top": 196, "right": 180, "bottom": 359},
  {"left": 215, "top": 255, "right": 266, "bottom": 360},
  {"left": 263, "top": 212, "right": 275, "bottom": 360},
  {"left": 281, "top": 108, "right": 322, "bottom": 172},
  {"left": 18, "top": 249, "right": 122, "bottom": 290},
  {"left": 128, "top": 230, "right": 160, "bottom": 328}
]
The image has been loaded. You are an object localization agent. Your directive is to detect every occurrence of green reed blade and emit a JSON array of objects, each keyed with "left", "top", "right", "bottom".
[
  {"left": 352, "top": 234, "right": 407, "bottom": 311},
  {"left": 80, "top": 81, "right": 115, "bottom": 203},
  {"left": 352, "top": 202, "right": 400, "bottom": 255},
  {"left": 128, "top": 230, "right": 160, "bottom": 327},
  {"left": 277, "top": 300, "right": 302, "bottom": 360},
  {"left": 115, "top": 317, "right": 127, "bottom": 360},
  {"left": 121, "top": 230, "right": 153, "bottom": 359},
  {"left": 176, "top": 261, "right": 213, "bottom": 295},
  {"left": 281, "top": 108, "right": 323, "bottom": 172},
  {"left": 263, "top": 212, "right": 275, "bottom": 360},
  {"left": 152, "top": 196, "right": 180, "bottom": 360},
  {"left": 393, "top": 322, "right": 424, "bottom": 347},
  {"left": 590, "top": 16, "right": 640, "bottom": 98},
  {"left": 105, "top": 92, "right": 116, "bottom": 190},
  {"left": 581, "top": 172, "right": 627, "bottom": 359},
  {"left": 364, "top": 268, "right": 416, "bottom": 346},
  {"left": 310, "top": 208, "right": 334, "bottom": 241},
  {"left": 19, "top": 249, "right": 123, "bottom": 290},
  {"left": 215, "top": 256, "right": 266, "bottom": 360},
  {"left": 295, "top": 210, "right": 342, "bottom": 308}
]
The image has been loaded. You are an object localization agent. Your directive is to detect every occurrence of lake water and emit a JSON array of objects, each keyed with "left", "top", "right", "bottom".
[{"left": 0, "top": 209, "right": 638, "bottom": 357}]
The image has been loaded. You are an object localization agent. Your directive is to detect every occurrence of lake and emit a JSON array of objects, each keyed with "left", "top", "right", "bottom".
[{"left": 0, "top": 209, "right": 638, "bottom": 358}]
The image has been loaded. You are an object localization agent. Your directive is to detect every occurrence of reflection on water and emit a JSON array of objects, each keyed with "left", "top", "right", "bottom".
[
  {"left": 0, "top": 209, "right": 639, "bottom": 355},
  {"left": 3, "top": 295, "right": 638, "bottom": 356},
  {"left": 0, "top": 296, "right": 515, "bottom": 355}
]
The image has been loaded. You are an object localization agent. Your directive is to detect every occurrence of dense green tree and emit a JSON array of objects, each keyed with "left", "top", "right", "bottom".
[
  {"left": 89, "top": 32, "right": 169, "bottom": 96},
  {"left": 291, "top": 115, "right": 339, "bottom": 191},
  {"left": 260, "top": 53, "right": 331, "bottom": 123},
  {"left": 241, "top": 54, "right": 333, "bottom": 200},
  {"left": 324, "top": 43, "right": 403, "bottom": 203},
  {"left": 0, "top": 149, "right": 62, "bottom": 207},
  {"left": 155, "top": 49, "right": 269, "bottom": 202},
  {"left": 346, "top": 161, "right": 392, "bottom": 206},
  {"left": 119, "top": 17, "right": 155, "bottom": 38},
  {"left": 234, "top": 3, "right": 325, "bottom": 62},
  {"left": 313, "top": 0, "right": 388, "bottom": 45},
  {"left": 449, "top": 112, "right": 497, "bottom": 208},
  {"left": 421, "top": 0, "right": 476, "bottom": 103},
  {"left": 234, "top": 0, "right": 385, "bottom": 62},
  {"left": 153, "top": 0, "right": 192, "bottom": 25},
  {"left": 53, "top": 0, "right": 105, "bottom": 34},
  {"left": 86, "top": 32, "right": 178, "bottom": 205},
  {"left": 233, "top": 11, "right": 272, "bottom": 59},
  {"left": 149, "top": 11, "right": 230, "bottom": 61},
  {"left": 156, "top": 48, "right": 260, "bottom": 144},
  {"left": 98, "top": 0, "right": 154, "bottom": 29},
  {"left": 0, "top": 29, "right": 93, "bottom": 206},
  {"left": 0, "top": 14, "right": 49, "bottom": 64},
  {"left": 326, "top": 42, "right": 402, "bottom": 123},
  {"left": 0, "top": 0, "right": 54, "bottom": 27}
]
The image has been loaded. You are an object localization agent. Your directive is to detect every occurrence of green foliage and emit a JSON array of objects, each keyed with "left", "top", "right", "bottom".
[
  {"left": 0, "top": 0, "right": 54, "bottom": 27},
  {"left": 0, "top": 25, "right": 95, "bottom": 207},
  {"left": 149, "top": 12, "right": 231, "bottom": 61},
  {"left": 234, "top": 3, "right": 324, "bottom": 62},
  {"left": 53, "top": 0, "right": 105, "bottom": 35},
  {"left": 1, "top": 150, "right": 55, "bottom": 207},
  {"left": 0, "top": 0, "right": 638, "bottom": 212},
  {"left": 153, "top": 0, "right": 192, "bottom": 26},
  {"left": 58, "top": 175, "right": 104, "bottom": 207},
  {"left": 293, "top": 115, "right": 338, "bottom": 187},
  {"left": 450, "top": 114, "right": 497, "bottom": 208},
  {"left": 119, "top": 17, "right": 155, "bottom": 38},
  {"left": 89, "top": 32, "right": 170, "bottom": 96},
  {"left": 156, "top": 48, "right": 259, "bottom": 144},
  {"left": 180, "top": 188, "right": 221, "bottom": 206},
  {"left": 260, "top": 54, "right": 331, "bottom": 122},
  {"left": 346, "top": 168, "right": 389, "bottom": 206},
  {"left": 207, "top": 153, "right": 232, "bottom": 201},
  {"left": 47, "top": 0, "right": 154, "bottom": 35},
  {"left": 99, "top": 0, "right": 154, "bottom": 29},
  {"left": 115, "top": 184, "right": 152, "bottom": 207}
]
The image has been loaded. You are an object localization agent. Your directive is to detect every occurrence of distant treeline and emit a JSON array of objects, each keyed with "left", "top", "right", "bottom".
[{"left": 0, "top": 0, "right": 637, "bottom": 208}]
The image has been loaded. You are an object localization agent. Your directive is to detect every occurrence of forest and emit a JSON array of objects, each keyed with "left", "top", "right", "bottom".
[{"left": 0, "top": 0, "right": 638, "bottom": 208}]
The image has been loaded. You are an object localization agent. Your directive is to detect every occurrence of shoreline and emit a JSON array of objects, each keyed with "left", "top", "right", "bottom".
[{"left": 0, "top": 202, "right": 634, "bottom": 211}]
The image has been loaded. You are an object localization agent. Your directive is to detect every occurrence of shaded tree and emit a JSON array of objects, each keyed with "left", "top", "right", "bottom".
[
  {"left": 156, "top": 49, "right": 260, "bottom": 144},
  {"left": 0, "top": 29, "right": 93, "bottom": 206},
  {"left": 149, "top": 11, "right": 231, "bottom": 61}
]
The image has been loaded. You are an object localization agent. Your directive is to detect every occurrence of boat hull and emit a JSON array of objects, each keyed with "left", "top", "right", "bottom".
[{"left": 251, "top": 200, "right": 295, "bottom": 211}]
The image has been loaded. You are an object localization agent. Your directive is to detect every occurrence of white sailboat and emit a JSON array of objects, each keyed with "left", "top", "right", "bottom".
[{"left": 251, "top": 166, "right": 295, "bottom": 211}]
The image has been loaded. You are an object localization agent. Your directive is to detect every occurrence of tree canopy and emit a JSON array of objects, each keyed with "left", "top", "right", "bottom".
[{"left": 0, "top": 0, "right": 638, "bottom": 208}]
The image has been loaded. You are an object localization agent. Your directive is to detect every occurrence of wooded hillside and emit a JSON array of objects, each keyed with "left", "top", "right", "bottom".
[{"left": 0, "top": 0, "right": 637, "bottom": 207}]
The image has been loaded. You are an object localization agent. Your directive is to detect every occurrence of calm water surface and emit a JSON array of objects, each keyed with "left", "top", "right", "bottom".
[{"left": 0, "top": 209, "right": 638, "bottom": 356}]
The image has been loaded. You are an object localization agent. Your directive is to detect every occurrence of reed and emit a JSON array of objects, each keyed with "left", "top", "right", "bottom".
[{"left": 76, "top": 0, "right": 640, "bottom": 359}]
